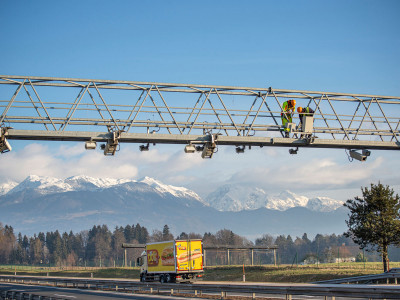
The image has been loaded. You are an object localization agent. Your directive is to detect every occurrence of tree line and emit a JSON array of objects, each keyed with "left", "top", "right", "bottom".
[{"left": 1, "top": 222, "right": 400, "bottom": 267}]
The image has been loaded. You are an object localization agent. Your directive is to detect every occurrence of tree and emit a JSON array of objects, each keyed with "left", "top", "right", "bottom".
[
  {"left": 177, "top": 232, "right": 189, "bottom": 240},
  {"left": 86, "top": 225, "right": 112, "bottom": 266},
  {"left": 123, "top": 225, "right": 134, "bottom": 243},
  {"left": 162, "top": 225, "right": 173, "bottom": 241},
  {"left": 150, "top": 229, "right": 164, "bottom": 242},
  {"left": 355, "top": 252, "right": 367, "bottom": 262},
  {"left": 0, "top": 224, "right": 16, "bottom": 264},
  {"left": 344, "top": 183, "right": 400, "bottom": 272},
  {"left": 255, "top": 234, "right": 275, "bottom": 246},
  {"left": 112, "top": 226, "right": 126, "bottom": 264},
  {"left": 30, "top": 236, "right": 44, "bottom": 265}
]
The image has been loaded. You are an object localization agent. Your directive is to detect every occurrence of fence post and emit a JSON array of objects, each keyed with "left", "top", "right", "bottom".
[{"left": 125, "top": 249, "right": 127, "bottom": 268}]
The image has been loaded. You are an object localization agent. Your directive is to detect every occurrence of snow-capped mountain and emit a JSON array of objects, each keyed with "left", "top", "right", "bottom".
[
  {"left": 7, "top": 175, "right": 72, "bottom": 195},
  {"left": 0, "top": 181, "right": 18, "bottom": 196},
  {"left": 306, "top": 197, "right": 344, "bottom": 212},
  {"left": 205, "top": 184, "right": 268, "bottom": 211},
  {"left": 4, "top": 175, "right": 202, "bottom": 203},
  {"left": 204, "top": 185, "right": 344, "bottom": 212},
  {"left": 266, "top": 190, "right": 309, "bottom": 211},
  {"left": 0, "top": 175, "right": 348, "bottom": 237},
  {"left": 2, "top": 175, "right": 344, "bottom": 213},
  {"left": 140, "top": 176, "right": 206, "bottom": 205},
  {"left": 64, "top": 175, "right": 131, "bottom": 191}
]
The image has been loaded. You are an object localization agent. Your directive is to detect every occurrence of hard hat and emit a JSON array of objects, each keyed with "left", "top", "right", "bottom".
[
  {"left": 297, "top": 107, "right": 303, "bottom": 113},
  {"left": 289, "top": 99, "right": 296, "bottom": 107}
]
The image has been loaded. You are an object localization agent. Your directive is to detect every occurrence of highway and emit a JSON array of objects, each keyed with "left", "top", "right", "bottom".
[
  {"left": 0, "top": 282, "right": 196, "bottom": 300},
  {"left": 0, "top": 281, "right": 358, "bottom": 300},
  {"left": 2, "top": 277, "right": 400, "bottom": 299}
]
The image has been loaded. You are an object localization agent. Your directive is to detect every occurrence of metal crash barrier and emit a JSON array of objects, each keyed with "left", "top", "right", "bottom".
[{"left": 1, "top": 275, "right": 400, "bottom": 299}]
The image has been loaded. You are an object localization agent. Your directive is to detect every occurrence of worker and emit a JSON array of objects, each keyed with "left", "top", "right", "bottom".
[
  {"left": 281, "top": 99, "right": 296, "bottom": 137},
  {"left": 297, "top": 106, "right": 315, "bottom": 128}
]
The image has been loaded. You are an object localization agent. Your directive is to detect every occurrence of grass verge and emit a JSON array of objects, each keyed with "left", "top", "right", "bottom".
[{"left": 0, "top": 262, "right": 397, "bottom": 283}]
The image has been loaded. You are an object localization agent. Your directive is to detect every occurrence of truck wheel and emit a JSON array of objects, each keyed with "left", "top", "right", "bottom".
[
  {"left": 160, "top": 275, "right": 166, "bottom": 283},
  {"left": 165, "top": 274, "right": 171, "bottom": 283}
]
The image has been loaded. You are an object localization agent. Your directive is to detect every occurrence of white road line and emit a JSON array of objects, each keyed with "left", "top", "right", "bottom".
[{"left": 53, "top": 294, "right": 77, "bottom": 298}]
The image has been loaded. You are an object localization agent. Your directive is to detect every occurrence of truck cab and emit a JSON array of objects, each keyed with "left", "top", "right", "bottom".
[{"left": 137, "top": 251, "right": 148, "bottom": 282}]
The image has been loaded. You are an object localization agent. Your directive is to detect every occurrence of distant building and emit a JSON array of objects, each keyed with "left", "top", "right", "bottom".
[{"left": 334, "top": 257, "right": 356, "bottom": 263}]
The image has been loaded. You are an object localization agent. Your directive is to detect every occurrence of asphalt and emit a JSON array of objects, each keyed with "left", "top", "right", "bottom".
[{"left": 0, "top": 282, "right": 198, "bottom": 300}]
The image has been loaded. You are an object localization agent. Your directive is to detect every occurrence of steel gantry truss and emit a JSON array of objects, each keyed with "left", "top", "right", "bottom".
[{"left": 0, "top": 75, "right": 399, "bottom": 159}]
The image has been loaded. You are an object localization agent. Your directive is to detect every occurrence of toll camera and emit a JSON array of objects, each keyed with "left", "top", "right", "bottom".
[
  {"left": 0, "top": 137, "right": 12, "bottom": 153},
  {"left": 349, "top": 149, "right": 371, "bottom": 162}
]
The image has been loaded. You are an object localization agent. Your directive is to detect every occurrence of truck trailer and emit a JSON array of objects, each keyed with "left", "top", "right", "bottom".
[{"left": 137, "top": 239, "right": 203, "bottom": 283}]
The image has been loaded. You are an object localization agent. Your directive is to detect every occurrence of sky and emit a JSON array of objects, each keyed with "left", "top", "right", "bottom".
[{"left": 1, "top": 0, "right": 400, "bottom": 202}]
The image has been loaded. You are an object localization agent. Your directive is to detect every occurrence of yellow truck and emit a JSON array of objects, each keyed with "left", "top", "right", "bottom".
[{"left": 137, "top": 239, "right": 203, "bottom": 283}]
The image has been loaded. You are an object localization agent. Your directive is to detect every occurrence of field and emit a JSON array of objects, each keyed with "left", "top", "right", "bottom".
[{"left": 1, "top": 262, "right": 398, "bottom": 283}]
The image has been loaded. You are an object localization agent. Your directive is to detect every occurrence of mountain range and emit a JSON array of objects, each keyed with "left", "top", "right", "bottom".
[
  {"left": 205, "top": 184, "right": 344, "bottom": 212},
  {"left": 0, "top": 175, "right": 348, "bottom": 239}
]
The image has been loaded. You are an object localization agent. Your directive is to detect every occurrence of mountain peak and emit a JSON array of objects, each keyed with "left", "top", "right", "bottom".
[
  {"left": 65, "top": 175, "right": 132, "bottom": 190},
  {"left": 7, "top": 175, "right": 71, "bottom": 195},
  {"left": 306, "top": 196, "right": 344, "bottom": 212},
  {"left": 0, "top": 181, "right": 18, "bottom": 196},
  {"left": 139, "top": 176, "right": 205, "bottom": 204},
  {"left": 204, "top": 185, "right": 343, "bottom": 213},
  {"left": 2, "top": 175, "right": 203, "bottom": 205}
]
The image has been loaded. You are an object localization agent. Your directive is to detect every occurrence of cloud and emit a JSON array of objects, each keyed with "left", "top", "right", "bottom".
[
  {"left": 0, "top": 143, "right": 141, "bottom": 182},
  {"left": 56, "top": 143, "right": 86, "bottom": 158},
  {"left": 0, "top": 143, "right": 63, "bottom": 182},
  {"left": 118, "top": 147, "right": 170, "bottom": 164},
  {"left": 228, "top": 155, "right": 385, "bottom": 192},
  {"left": 159, "top": 151, "right": 204, "bottom": 173},
  {"left": 1, "top": 140, "right": 398, "bottom": 203},
  {"left": 0, "top": 142, "right": 203, "bottom": 186}
]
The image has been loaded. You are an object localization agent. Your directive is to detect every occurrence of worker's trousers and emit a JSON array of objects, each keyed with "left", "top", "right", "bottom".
[{"left": 281, "top": 115, "right": 292, "bottom": 132}]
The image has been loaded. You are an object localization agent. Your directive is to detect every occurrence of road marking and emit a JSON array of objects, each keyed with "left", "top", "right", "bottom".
[{"left": 53, "top": 294, "right": 76, "bottom": 298}]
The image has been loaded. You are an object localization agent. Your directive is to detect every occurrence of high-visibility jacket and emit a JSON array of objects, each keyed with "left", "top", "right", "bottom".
[
  {"left": 302, "top": 107, "right": 314, "bottom": 116},
  {"left": 299, "top": 107, "right": 315, "bottom": 124},
  {"left": 281, "top": 101, "right": 295, "bottom": 119}
]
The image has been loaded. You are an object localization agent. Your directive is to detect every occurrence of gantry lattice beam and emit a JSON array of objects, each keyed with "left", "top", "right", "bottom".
[{"left": 0, "top": 75, "right": 399, "bottom": 157}]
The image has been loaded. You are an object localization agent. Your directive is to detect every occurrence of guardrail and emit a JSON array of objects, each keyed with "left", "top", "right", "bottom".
[
  {"left": 314, "top": 268, "right": 400, "bottom": 285},
  {"left": 1, "top": 290, "right": 65, "bottom": 300},
  {"left": 1, "top": 275, "right": 400, "bottom": 299}
]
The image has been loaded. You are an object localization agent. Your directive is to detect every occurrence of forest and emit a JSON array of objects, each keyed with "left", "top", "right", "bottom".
[{"left": 1, "top": 222, "right": 400, "bottom": 267}]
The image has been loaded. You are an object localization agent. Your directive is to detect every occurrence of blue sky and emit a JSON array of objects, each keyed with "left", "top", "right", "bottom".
[{"left": 1, "top": 0, "right": 400, "bottom": 200}]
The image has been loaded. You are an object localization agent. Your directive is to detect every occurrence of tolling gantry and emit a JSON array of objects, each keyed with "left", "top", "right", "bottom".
[{"left": 0, "top": 75, "right": 399, "bottom": 160}]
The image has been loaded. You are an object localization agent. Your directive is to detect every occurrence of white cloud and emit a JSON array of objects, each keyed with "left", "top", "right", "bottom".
[
  {"left": 117, "top": 147, "right": 170, "bottom": 164},
  {"left": 0, "top": 143, "right": 63, "bottom": 182},
  {"left": 228, "top": 155, "right": 386, "bottom": 192},
  {"left": 56, "top": 143, "right": 86, "bottom": 158},
  {"left": 1, "top": 140, "right": 398, "bottom": 204},
  {"left": 0, "top": 143, "right": 203, "bottom": 185},
  {"left": 0, "top": 143, "right": 141, "bottom": 182}
]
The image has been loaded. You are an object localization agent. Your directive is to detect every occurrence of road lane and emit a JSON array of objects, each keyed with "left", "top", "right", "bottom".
[{"left": 0, "top": 282, "right": 198, "bottom": 300}]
